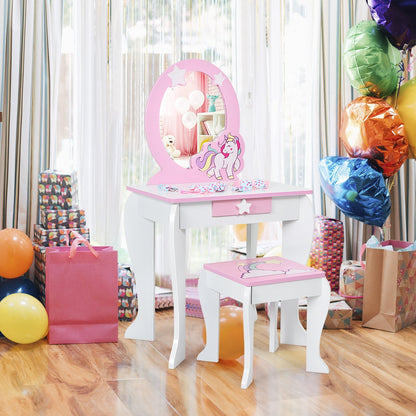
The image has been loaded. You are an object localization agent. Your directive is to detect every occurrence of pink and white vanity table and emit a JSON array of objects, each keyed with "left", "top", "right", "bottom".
[{"left": 124, "top": 59, "right": 316, "bottom": 369}]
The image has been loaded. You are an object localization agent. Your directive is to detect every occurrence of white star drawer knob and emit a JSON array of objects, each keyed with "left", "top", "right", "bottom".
[
  {"left": 211, "top": 198, "right": 272, "bottom": 217},
  {"left": 237, "top": 199, "right": 251, "bottom": 214}
]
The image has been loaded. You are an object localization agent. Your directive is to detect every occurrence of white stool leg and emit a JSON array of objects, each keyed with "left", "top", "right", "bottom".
[
  {"left": 197, "top": 271, "right": 220, "bottom": 362},
  {"left": 241, "top": 288, "right": 257, "bottom": 389},
  {"left": 267, "top": 302, "right": 279, "bottom": 352},
  {"left": 280, "top": 299, "right": 306, "bottom": 346},
  {"left": 306, "top": 277, "right": 330, "bottom": 373}
]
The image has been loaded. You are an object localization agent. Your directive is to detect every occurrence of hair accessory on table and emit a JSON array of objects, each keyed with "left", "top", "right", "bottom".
[
  {"left": 181, "top": 183, "right": 225, "bottom": 194},
  {"left": 232, "top": 179, "right": 268, "bottom": 192},
  {"left": 254, "top": 179, "right": 267, "bottom": 189},
  {"left": 157, "top": 185, "right": 179, "bottom": 192}
]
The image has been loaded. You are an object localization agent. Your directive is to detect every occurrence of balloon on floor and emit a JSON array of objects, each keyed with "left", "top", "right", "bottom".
[
  {"left": 0, "top": 228, "right": 34, "bottom": 279},
  {"left": 0, "top": 293, "right": 48, "bottom": 344},
  {"left": 202, "top": 305, "right": 244, "bottom": 360}
]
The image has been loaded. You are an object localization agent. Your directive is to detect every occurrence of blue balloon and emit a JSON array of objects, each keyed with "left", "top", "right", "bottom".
[
  {"left": 0, "top": 277, "right": 40, "bottom": 302},
  {"left": 319, "top": 157, "right": 391, "bottom": 227}
]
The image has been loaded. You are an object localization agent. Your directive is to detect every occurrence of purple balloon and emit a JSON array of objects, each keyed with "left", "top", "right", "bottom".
[{"left": 367, "top": 0, "right": 416, "bottom": 50}]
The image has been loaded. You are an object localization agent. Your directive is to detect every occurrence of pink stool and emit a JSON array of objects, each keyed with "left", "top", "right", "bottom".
[{"left": 197, "top": 256, "right": 330, "bottom": 388}]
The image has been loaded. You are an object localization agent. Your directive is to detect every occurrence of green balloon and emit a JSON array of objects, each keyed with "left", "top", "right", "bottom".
[{"left": 343, "top": 21, "right": 401, "bottom": 98}]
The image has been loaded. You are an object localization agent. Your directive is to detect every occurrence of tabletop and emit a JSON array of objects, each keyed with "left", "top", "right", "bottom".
[{"left": 127, "top": 181, "right": 312, "bottom": 204}]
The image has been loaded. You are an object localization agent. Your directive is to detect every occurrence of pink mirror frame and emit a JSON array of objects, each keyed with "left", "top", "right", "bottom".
[{"left": 146, "top": 59, "right": 244, "bottom": 185}]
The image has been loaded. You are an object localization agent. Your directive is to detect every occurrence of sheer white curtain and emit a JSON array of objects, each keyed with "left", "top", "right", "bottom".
[
  {"left": 55, "top": 2, "right": 123, "bottom": 249},
  {"left": 236, "top": 1, "right": 318, "bottom": 187},
  {"left": 70, "top": 2, "right": 123, "bottom": 249},
  {"left": 234, "top": 1, "right": 317, "bottom": 250}
]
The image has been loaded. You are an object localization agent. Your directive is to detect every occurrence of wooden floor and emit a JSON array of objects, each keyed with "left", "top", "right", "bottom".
[{"left": 1, "top": 309, "right": 416, "bottom": 416}]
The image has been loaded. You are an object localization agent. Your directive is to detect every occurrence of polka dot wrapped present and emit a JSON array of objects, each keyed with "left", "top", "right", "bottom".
[{"left": 309, "top": 216, "right": 344, "bottom": 291}]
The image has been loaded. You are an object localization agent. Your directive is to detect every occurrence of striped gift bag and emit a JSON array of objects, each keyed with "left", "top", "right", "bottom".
[{"left": 309, "top": 216, "right": 344, "bottom": 291}]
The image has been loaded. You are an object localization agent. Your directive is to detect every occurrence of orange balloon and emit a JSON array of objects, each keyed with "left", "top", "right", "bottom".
[
  {"left": 202, "top": 305, "right": 244, "bottom": 360},
  {"left": 340, "top": 96, "right": 408, "bottom": 177},
  {"left": 0, "top": 228, "right": 34, "bottom": 279}
]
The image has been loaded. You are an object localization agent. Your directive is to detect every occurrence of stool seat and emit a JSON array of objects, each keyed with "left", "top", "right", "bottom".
[
  {"left": 204, "top": 257, "right": 325, "bottom": 286},
  {"left": 197, "top": 256, "right": 330, "bottom": 389}
]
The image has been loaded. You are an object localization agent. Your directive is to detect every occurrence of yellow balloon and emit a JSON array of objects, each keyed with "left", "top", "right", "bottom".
[
  {"left": 264, "top": 246, "right": 282, "bottom": 257},
  {"left": 387, "top": 77, "right": 416, "bottom": 159},
  {"left": 232, "top": 223, "right": 265, "bottom": 242},
  {"left": 0, "top": 293, "right": 48, "bottom": 344}
]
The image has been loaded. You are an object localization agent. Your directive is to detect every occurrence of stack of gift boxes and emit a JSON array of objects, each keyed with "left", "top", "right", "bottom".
[
  {"left": 33, "top": 169, "right": 139, "bottom": 321},
  {"left": 33, "top": 170, "right": 90, "bottom": 304},
  {"left": 339, "top": 260, "right": 364, "bottom": 320}
]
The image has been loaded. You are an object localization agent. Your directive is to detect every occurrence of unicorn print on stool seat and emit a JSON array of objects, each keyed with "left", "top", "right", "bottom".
[{"left": 196, "top": 133, "right": 242, "bottom": 180}]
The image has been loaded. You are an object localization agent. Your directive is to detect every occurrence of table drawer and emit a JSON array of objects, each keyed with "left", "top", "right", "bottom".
[{"left": 212, "top": 197, "right": 272, "bottom": 217}]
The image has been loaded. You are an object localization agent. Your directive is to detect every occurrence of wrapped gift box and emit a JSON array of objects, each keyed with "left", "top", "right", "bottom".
[
  {"left": 339, "top": 260, "right": 364, "bottom": 320},
  {"left": 155, "top": 287, "right": 174, "bottom": 309},
  {"left": 39, "top": 169, "right": 78, "bottom": 189},
  {"left": 323, "top": 300, "right": 352, "bottom": 329},
  {"left": 38, "top": 194, "right": 78, "bottom": 211},
  {"left": 40, "top": 208, "right": 86, "bottom": 229},
  {"left": 274, "top": 293, "right": 352, "bottom": 329},
  {"left": 34, "top": 224, "right": 90, "bottom": 247},
  {"left": 33, "top": 244, "right": 46, "bottom": 304},
  {"left": 118, "top": 264, "right": 138, "bottom": 321},
  {"left": 38, "top": 170, "right": 79, "bottom": 210},
  {"left": 293, "top": 301, "right": 352, "bottom": 330},
  {"left": 309, "top": 216, "right": 344, "bottom": 291},
  {"left": 157, "top": 274, "right": 198, "bottom": 289},
  {"left": 185, "top": 286, "right": 240, "bottom": 318}
]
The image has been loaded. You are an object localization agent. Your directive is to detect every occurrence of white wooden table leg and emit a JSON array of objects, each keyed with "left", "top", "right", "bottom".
[
  {"left": 280, "top": 299, "right": 306, "bottom": 346},
  {"left": 306, "top": 277, "right": 330, "bottom": 373},
  {"left": 241, "top": 288, "right": 256, "bottom": 389},
  {"left": 267, "top": 301, "right": 279, "bottom": 352},
  {"left": 281, "top": 195, "right": 314, "bottom": 264},
  {"left": 246, "top": 223, "right": 259, "bottom": 259},
  {"left": 124, "top": 193, "right": 155, "bottom": 341},
  {"left": 169, "top": 204, "right": 187, "bottom": 369},
  {"left": 197, "top": 272, "right": 220, "bottom": 362}
]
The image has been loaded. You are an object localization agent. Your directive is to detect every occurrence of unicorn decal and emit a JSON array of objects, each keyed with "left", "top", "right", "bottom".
[
  {"left": 238, "top": 259, "right": 308, "bottom": 279},
  {"left": 196, "top": 133, "right": 241, "bottom": 180}
]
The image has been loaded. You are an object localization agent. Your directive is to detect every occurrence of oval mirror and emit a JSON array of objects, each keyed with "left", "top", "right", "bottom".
[
  {"left": 159, "top": 70, "right": 225, "bottom": 169},
  {"left": 146, "top": 59, "right": 244, "bottom": 185}
]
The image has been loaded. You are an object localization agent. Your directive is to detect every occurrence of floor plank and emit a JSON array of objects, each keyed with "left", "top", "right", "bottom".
[{"left": 1, "top": 309, "right": 416, "bottom": 415}]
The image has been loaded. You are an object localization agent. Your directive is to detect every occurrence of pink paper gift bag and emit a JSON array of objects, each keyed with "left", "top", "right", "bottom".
[{"left": 45, "top": 240, "right": 118, "bottom": 344}]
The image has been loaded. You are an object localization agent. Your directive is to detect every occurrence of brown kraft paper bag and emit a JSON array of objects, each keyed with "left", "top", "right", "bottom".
[{"left": 362, "top": 240, "right": 416, "bottom": 332}]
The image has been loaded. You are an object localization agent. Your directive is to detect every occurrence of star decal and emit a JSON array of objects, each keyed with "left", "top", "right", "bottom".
[
  {"left": 213, "top": 72, "right": 226, "bottom": 86},
  {"left": 168, "top": 65, "right": 186, "bottom": 86},
  {"left": 237, "top": 199, "right": 251, "bottom": 215}
]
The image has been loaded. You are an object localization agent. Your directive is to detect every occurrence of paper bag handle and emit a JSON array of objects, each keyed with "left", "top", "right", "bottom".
[{"left": 68, "top": 230, "right": 98, "bottom": 259}]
